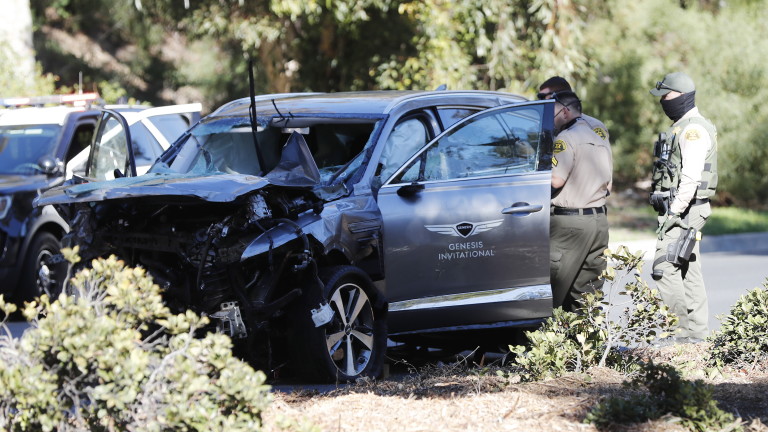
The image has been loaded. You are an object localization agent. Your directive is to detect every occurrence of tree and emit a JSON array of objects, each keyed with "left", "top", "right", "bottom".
[
  {"left": 0, "top": 0, "right": 55, "bottom": 96},
  {"left": 586, "top": 0, "right": 768, "bottom": 204}
]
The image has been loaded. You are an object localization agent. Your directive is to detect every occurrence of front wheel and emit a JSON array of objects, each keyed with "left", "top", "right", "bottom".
[
  {"left": 293, "top": 265, "right": 387, "bottom": 382},
  {"left": 18, "top": 232, "right": 68, "bottom": 303}
]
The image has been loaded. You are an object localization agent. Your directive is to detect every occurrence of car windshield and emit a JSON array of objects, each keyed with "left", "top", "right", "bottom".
[
  {"left": 153, "top": 116, "right": 379, "bottom": 183},
  {"left": 0, "top": 124, "right": 60, "bottom": 175}
]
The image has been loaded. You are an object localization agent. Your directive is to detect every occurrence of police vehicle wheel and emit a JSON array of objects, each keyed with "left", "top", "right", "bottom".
[
  {"left": 293, "top": 265, "right": 387, "bottom": 382},
  {"left": 19, "top": 232, "right": 67, "bottom": 302}
]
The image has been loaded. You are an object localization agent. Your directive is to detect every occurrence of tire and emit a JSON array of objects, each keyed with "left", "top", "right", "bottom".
[
  {"left": 18, "top": 232, "right": 68, "bottom": 303},
  {"left": 293, "top": 265, "right": 387, "bottom": 383}
]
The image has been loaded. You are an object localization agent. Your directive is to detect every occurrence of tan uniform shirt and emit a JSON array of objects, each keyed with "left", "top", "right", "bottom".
[
  {"left": 551, "top": 117, "right": 613, "bottom": 208},
  {"left": 581, "top": 113, "right": 610, "bottom": 142},
  {"left": 669, "top": 107, "right": 714, "bottom": 215}
]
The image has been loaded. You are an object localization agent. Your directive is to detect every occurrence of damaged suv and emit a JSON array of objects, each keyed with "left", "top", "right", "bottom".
[{"left": 37, "top": 91, "right": 555, "bottom": 382}]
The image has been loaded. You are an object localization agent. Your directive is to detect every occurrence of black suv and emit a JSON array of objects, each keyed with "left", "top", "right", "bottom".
[
  {"left": 0, "top": 97, "right": 200, "bottom": 303},
  {"left": 38, "top": 90, "right": 555, "bottom": 382},
  {"left": 0, "top": 104, "right": 98, "bottom": 302}
]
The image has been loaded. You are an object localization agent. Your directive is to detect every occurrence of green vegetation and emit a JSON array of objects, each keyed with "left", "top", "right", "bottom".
[
  {"left": 0, "top": 42, "right": 56, "bottom": 97},
  {"left": 585, "top": 362, "right": 740, "bottom": 431},
  {"left": 0, "top": 250, "right": 272, "bottom": 431},
  {"left": 507, "top": 247, "right": 754, "bottom": 431},
  {"left": 708, "top": 280, "right": 768, "bottom": 368},
  {"left": 10, "top": 0, "right": 764, "bottom": 206},
  {"left": 703, "top": 208, "right": 768, "bottom": 236},
  {"left": 609, "top": 205, "right": 768, "bottom": 241},
  {"left": 509, "top": 247, "right": 677, "bottom": 380}
]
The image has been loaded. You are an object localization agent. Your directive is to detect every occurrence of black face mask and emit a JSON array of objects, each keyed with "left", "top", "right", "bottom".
[{"left": 660, "top": 91, "right": 696, "bottom": 122}]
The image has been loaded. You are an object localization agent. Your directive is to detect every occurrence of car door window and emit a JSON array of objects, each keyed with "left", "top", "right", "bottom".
[
  {"left": 88, "top": 113, "right": 131, "bottom": 181},
  {"left": 376, "top": 118, "right": 429, "bottom": 182},
  {"left": 436, "top": 107, "right": 481, "bottom": 128},
  {"left": 398, "top": 105, "right": 543, "bottom": 183}
]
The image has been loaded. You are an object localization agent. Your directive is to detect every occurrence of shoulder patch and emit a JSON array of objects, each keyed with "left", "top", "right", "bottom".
[
  {"left": 684, "top": 129, "right": 701, "bottom": 141},
  {"left": 552, "top": 155, "right": 558, "bottom": 166},
  {"left": 554, "top": 139, "right": 567, "bottom": 153},
  {"left": 593, "top": 127, "right": 607, "bottom": 140}
]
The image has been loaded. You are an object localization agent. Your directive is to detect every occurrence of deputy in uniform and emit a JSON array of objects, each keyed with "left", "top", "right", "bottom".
[
  {"left": 538, "top": 76, "right": 610, "bottom": 142},
  {"left": 549, "top": 91, "right": 613, "bottom": 311},
  {"left": 649, "top": 72, "right": 717, "bottom": 343}
]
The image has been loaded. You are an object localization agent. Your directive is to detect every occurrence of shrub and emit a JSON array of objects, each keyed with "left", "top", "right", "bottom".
[
  {"left": 0, "top": 251, "right": 271, "bottom": 432},
  {"left": 509, "top": 246, "right": 678, "bottom": 381},
  {"left": 586, "top": 362, "right": 740, "bottom": 431},
  {"left": 708, "top": 280, "right": 768, "bottom": 369}
]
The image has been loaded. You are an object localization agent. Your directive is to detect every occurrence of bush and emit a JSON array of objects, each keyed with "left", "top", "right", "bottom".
[
  {"left": 586, "top": 362, "right": 740, "bottom": 431},
  {"left": 509, "top": 246, "right": 678, "bottom": 381},
  {"left": 708, "top": 280, "right": 768, "bottom": 369},
  {"left": 0, "top": 251, "right": 272, "bottom": 432}
]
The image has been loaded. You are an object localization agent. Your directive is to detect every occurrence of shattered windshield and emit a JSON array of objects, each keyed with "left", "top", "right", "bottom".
[
  {"left": 153, "top": 116, "right": 379, "bottom": 183},
  {"left": 0, "top": 124, "right": 60, "bottom": 175}
]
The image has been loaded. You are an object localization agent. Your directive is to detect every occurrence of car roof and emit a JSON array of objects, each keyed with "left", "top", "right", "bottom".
[
  {"left": 0, "top": 106, "right": 93, "bottom": 127},
  {"left": 209, "top": 90, "right": 527, "bottom": 119}
]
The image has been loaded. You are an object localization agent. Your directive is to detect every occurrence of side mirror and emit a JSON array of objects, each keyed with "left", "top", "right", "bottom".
[
  {"left": 37, "top": 156, "right": 63, "bottom": 176},
  {"left": 396, "top": 182, "right": 425, "bottom": 197}
]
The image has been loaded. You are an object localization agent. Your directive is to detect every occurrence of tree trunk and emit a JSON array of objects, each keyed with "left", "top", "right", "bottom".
[{"left": 1, "top": 0, "right": 35, "bottom": 91}]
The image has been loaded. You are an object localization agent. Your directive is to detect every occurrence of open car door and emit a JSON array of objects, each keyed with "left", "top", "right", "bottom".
[
  {"left": 70, "top": 103, "right": 202, "bottom": 182},
  {"left": 377, "top": 101, "right": 556, "bottom": 335},
  {"left": 84, "top": 109, "right": 135, "bottom": 181}
]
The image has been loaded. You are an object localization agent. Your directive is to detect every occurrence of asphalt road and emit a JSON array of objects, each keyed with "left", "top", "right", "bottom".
[{"left": 609, "top": 231, "right": 768, "bottom": 334}]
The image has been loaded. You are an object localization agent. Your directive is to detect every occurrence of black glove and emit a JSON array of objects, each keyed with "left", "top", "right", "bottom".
[{"left": 656, "top": 214, "right": 689, "bottom": 240}]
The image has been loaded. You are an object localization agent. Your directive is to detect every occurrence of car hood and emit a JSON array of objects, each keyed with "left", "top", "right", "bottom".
[
  {"left": 0, "top": 174, "right": 61, "bottom": 194},
  {"left": 35, "top": 130, "right": 323, "bottom": 206},
  {"left": 35, "top": 172, "right": 278, "bottom": 206}
]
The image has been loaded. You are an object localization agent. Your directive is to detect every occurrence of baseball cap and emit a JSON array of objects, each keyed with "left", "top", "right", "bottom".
[{"left": 650, "top": 72, "right": 696, "bottom": 96}]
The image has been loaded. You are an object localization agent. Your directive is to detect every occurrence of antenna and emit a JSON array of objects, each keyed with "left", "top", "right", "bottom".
[{"left": 248, "top": 58, "right": 266, "bottom": 175}]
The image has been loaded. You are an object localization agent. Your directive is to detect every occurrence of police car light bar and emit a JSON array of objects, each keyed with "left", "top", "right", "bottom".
[{"left": 0, "top": 92, "right": 101, "bottom": 108}]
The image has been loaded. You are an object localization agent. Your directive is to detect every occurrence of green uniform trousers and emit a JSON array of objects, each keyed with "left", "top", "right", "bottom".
[
  {"left": 550, "top": 212, "right": 609, "bottom": 311},
  {"left": 652, "top": 202, "right": 711, "bottom": 339}
]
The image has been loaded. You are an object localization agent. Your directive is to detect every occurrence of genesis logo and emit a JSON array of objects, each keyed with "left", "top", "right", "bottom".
[{"left": 425, "top": 219, "right": 504, "bottom": 238}]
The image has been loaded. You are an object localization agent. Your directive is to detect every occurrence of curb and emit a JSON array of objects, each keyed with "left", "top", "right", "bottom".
[
  {"left": 700, "top": 232, "right": 768, "bottom": 253},
  {"left": 609, "top": 231, "right": 768, "bottom": 260}
]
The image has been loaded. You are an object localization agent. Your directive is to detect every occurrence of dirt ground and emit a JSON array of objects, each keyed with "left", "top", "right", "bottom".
[{"left": 262, "top": 342, "right": 768, "bottom": 432}]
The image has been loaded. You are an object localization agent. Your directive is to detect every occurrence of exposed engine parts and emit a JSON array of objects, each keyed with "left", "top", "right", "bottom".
[{"left": 211, "top": 302, "right": 248, "bottom": 339}]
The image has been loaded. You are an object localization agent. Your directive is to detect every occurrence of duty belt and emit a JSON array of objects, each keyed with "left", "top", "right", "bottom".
[
  {"left": 552, "top": 206, "right": 607, "bottom": 216},
  {"left": 693, "top": 198, "right": 710, "bottom": 206}
]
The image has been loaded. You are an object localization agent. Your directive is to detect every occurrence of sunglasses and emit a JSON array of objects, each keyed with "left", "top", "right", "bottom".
[
  {"left": 550, "top": 92, "right": 569, "bottom": 105},
  {"left": 655, "top": 81, "right": 679, "bottom": 92},
  {"left": 536, "top": 91, "right": 554, "bottom": 100}
]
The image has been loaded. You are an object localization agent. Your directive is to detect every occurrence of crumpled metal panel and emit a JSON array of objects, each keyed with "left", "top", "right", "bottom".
[
  {"left": 240, "top": 194, "right": 383, "bottom": 265},
  {"left": 35, "top": 172, "right": 271, "bottom": 206},
  {"left": 35, "top": 127, "right": 324, "bottom": 208},
  {"left": 240, "top": 211, "right": 323, "bottom": 261}
]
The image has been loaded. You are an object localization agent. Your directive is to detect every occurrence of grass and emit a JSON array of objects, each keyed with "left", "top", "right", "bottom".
[
  {"left": 607, "top": 202, "right": 768, "bottom": 242},
  {"left": 703, "top": 207, "right": 768, "bottom": 236}
]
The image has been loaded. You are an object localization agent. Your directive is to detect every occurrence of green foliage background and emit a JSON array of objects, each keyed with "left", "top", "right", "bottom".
[{"left": 4, "top": 0, "right": 768, "bottom": 205}]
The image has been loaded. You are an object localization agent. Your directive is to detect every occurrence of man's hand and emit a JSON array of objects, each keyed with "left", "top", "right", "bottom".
[{"left": 656, "top": 214, "right": 689, "bottom": 240}]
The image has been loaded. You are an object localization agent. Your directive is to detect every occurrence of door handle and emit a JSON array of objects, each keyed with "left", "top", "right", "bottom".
[{"left": 502, "top": 203, "right": 543, "bottom": 215}]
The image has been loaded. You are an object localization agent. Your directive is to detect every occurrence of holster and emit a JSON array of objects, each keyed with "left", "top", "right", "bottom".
[
  {"left": 667, "top": 227, "right": 698, "bottom": 266},
  {"left": 652, "top": 226, "right": 698, "bottom": 280}
]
